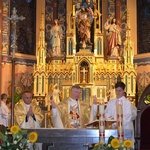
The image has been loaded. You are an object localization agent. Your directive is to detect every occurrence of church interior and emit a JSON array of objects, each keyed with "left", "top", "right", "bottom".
[{"left": 0, "top": 0, "right": 150, "bottom": 150}]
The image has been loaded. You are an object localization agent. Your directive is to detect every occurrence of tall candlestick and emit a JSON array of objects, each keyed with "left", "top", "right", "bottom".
[
  {"left": 45, "top": 113, "right": 47, "bottom": 128},
  {"left": 116, "top": 100, "right": 124, "bottom": 142},
  {"left": 48, "top": 99, "right": 51, "bottom": 116},
  {"left": 99, "top": 99, "right": 105, "bottom": 143}
]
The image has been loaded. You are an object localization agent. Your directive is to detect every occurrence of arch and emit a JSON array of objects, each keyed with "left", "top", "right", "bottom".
[
  {"left": 78, "top": 57, "right": 92, "bottom": 65},
  {"left": 140, "top": 106, "right": 150, "bottom": 149},
  {"left": 135, "top": 84, "right": 150, "bottom": 149}
]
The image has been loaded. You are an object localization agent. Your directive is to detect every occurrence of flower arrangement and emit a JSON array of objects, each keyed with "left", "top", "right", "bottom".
[
  {"left": 0, "top": 125, "right": 38, "bottom": 150},
  {"left": 92, "top": 136, "right": 134, "bottom": 150}
]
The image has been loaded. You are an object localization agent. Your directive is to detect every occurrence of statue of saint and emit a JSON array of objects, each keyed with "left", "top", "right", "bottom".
[
  {"left": 104, "top": 18, "right": 122, "bottom": 57},
  {"left": 52, "top": 84, "right": 61, "bottom": 104},
  {"left": 76, "top": 1, "right": 94, "bottom": 47},
  {"left": 50, "top": 19, "right": 63, "bottom": 57}
]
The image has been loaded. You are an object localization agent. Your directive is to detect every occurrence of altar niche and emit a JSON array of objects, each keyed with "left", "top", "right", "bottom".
[
  {"left": 80, "top": 61, "right": 89, "bottom": 83},
  {"left": 66, "top": 0, "right": 104, "bottom": 56}
]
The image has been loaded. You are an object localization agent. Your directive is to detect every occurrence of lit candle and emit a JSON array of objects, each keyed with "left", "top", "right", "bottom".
[
  {"left": 99, "top": 99, "right": 105, "bottom": 143},
  {"left": 116, "top": 100, "right": 124, "bottom": 142}
]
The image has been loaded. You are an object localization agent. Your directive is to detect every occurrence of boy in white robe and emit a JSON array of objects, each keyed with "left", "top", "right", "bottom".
[
  {"left": 0, "top": 93, "right": 11, "bottom": 127},
  {"left": 105, "top": 81, "right": 137, "bottom": 147}
]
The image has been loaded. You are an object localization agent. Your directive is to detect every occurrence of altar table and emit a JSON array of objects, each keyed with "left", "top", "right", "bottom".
[{"left": 27, "top": 129, "right": 132, "bottom": 150}]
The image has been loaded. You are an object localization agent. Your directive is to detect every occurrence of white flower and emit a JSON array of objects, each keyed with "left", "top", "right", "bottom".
[
  {"left": 108, "top": 144, "right": 111, "bottom": 147},
  {"left": 19, "top": 143, "right": 23, "bottom": 148},
  {"left": 5, "top": 131, "right": 8, "bottom": 135},
  {"left": 27, "top": 140, "right": 30, "bottom": 143},
  {"left": 7, "top": 142, "right": 10, "bottom": 146},
  {"left": 16, "top": 148, "right": 19, "bottom": 150},
  {"left": 13, "top": 140, "right": 17, "bottom": 144},
  {"left": 16, "top": 135, "right": 20, "bottom": 139}
]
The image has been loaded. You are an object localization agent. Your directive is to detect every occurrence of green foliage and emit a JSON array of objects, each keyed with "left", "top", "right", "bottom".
[
  {"left": 8, "top": 92, "right": 22, "bottom": 104},
  {"left": 14, "top": 92, "right": 22, "bottom": 104},
  {"left": 92, "top": 136, "right": 134, "bottom": 150},
  {"left": 144, "top": 94, "right": 150, "bottom": 104},
  {"left": 0, "top": 125, "right": 29, "bottom": 150}
]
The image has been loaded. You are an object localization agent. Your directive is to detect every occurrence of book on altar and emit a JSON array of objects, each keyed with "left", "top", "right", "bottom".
[
  {"left": 105, "top": 117, "right": 116, "bottom": 123},
  {"left": 85, "top": 120, "right": 99, "bottom": 127},
  {"left": 105, "top": 118, "right": 116, "bottom": 129},
  {"left": 85, "top": 118, "right": 116, "bottom": 128}
]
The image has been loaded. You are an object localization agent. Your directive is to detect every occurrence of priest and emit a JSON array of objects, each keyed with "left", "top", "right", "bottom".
[
  {"left": 14, "top": 91, "right": 44, "bottom": 150},
  {"left": 51, "top": 85, "right": 98, "bottom": 128}
]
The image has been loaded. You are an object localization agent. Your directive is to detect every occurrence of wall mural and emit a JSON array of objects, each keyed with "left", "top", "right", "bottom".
[{"left": 8, "top": 71, "right": 33, "bottom": 103}]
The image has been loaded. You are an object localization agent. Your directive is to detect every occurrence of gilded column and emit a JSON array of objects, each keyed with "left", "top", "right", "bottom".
[
  {"left": 0, "top": 0, "right": 2, "bottom": 94},
  {"left": 72, "top": 10, "right": 76, "bottom": 55}
]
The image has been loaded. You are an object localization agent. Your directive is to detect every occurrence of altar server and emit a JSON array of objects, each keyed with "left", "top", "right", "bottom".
[
  {"left": 105, "top": 81, "right": 137, "bottom": 145},
  {"left": 0, "top": 93, "right": 11, "bottom": 127}
]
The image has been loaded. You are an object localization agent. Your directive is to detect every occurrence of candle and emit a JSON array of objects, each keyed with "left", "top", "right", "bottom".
[
  {"left": 99, "top": 100, "right": 105, "bottom": 143},
  {"left": 45, "top": 113, "right": 47, "bottom": 128},
  {"left": 48, "top": 99, "right": 51, "bottom": 116},
  {"left": 116, "top": 100, "right": 124, "bottom": 142}
]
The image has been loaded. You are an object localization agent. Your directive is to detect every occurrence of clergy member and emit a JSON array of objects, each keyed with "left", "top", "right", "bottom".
[
  {"left": 14, "top": 91, "right": 44, "bottom": 128},
  {"left": 14, "top": 91, "right": 44, "bottom": 150},
  {"left": 51, "top": 85, "right": 98, "bottom": 128}
]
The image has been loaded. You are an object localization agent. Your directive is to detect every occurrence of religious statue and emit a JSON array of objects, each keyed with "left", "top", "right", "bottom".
[
  {"left": 45, "top": 84, "right": 53, "bottom": 106},
  {"left": 52, "top": 84, "right": 61, "bottom": 104},
  {"left": 76, "top": 0, "right": 94, "bottom": 47},
  {"left": 104, "top": 18, "right": 122, "bottom": 57},
  {"left": 50, "top": 19, "right": 63, "bottom": 57},
  {"left": 106, "top": 84, "right": 116, "bottom": 101}
]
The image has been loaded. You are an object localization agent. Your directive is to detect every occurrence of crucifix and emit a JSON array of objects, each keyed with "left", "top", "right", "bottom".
[
  {"left": 6, "top": 7, "right": 25, "bottom": 126},
  {"left": 6, "top": 7, "right": 25, "bottom": 58},
  {"left": 81, "top": 67, "right": 88, "bottom": 83}
]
